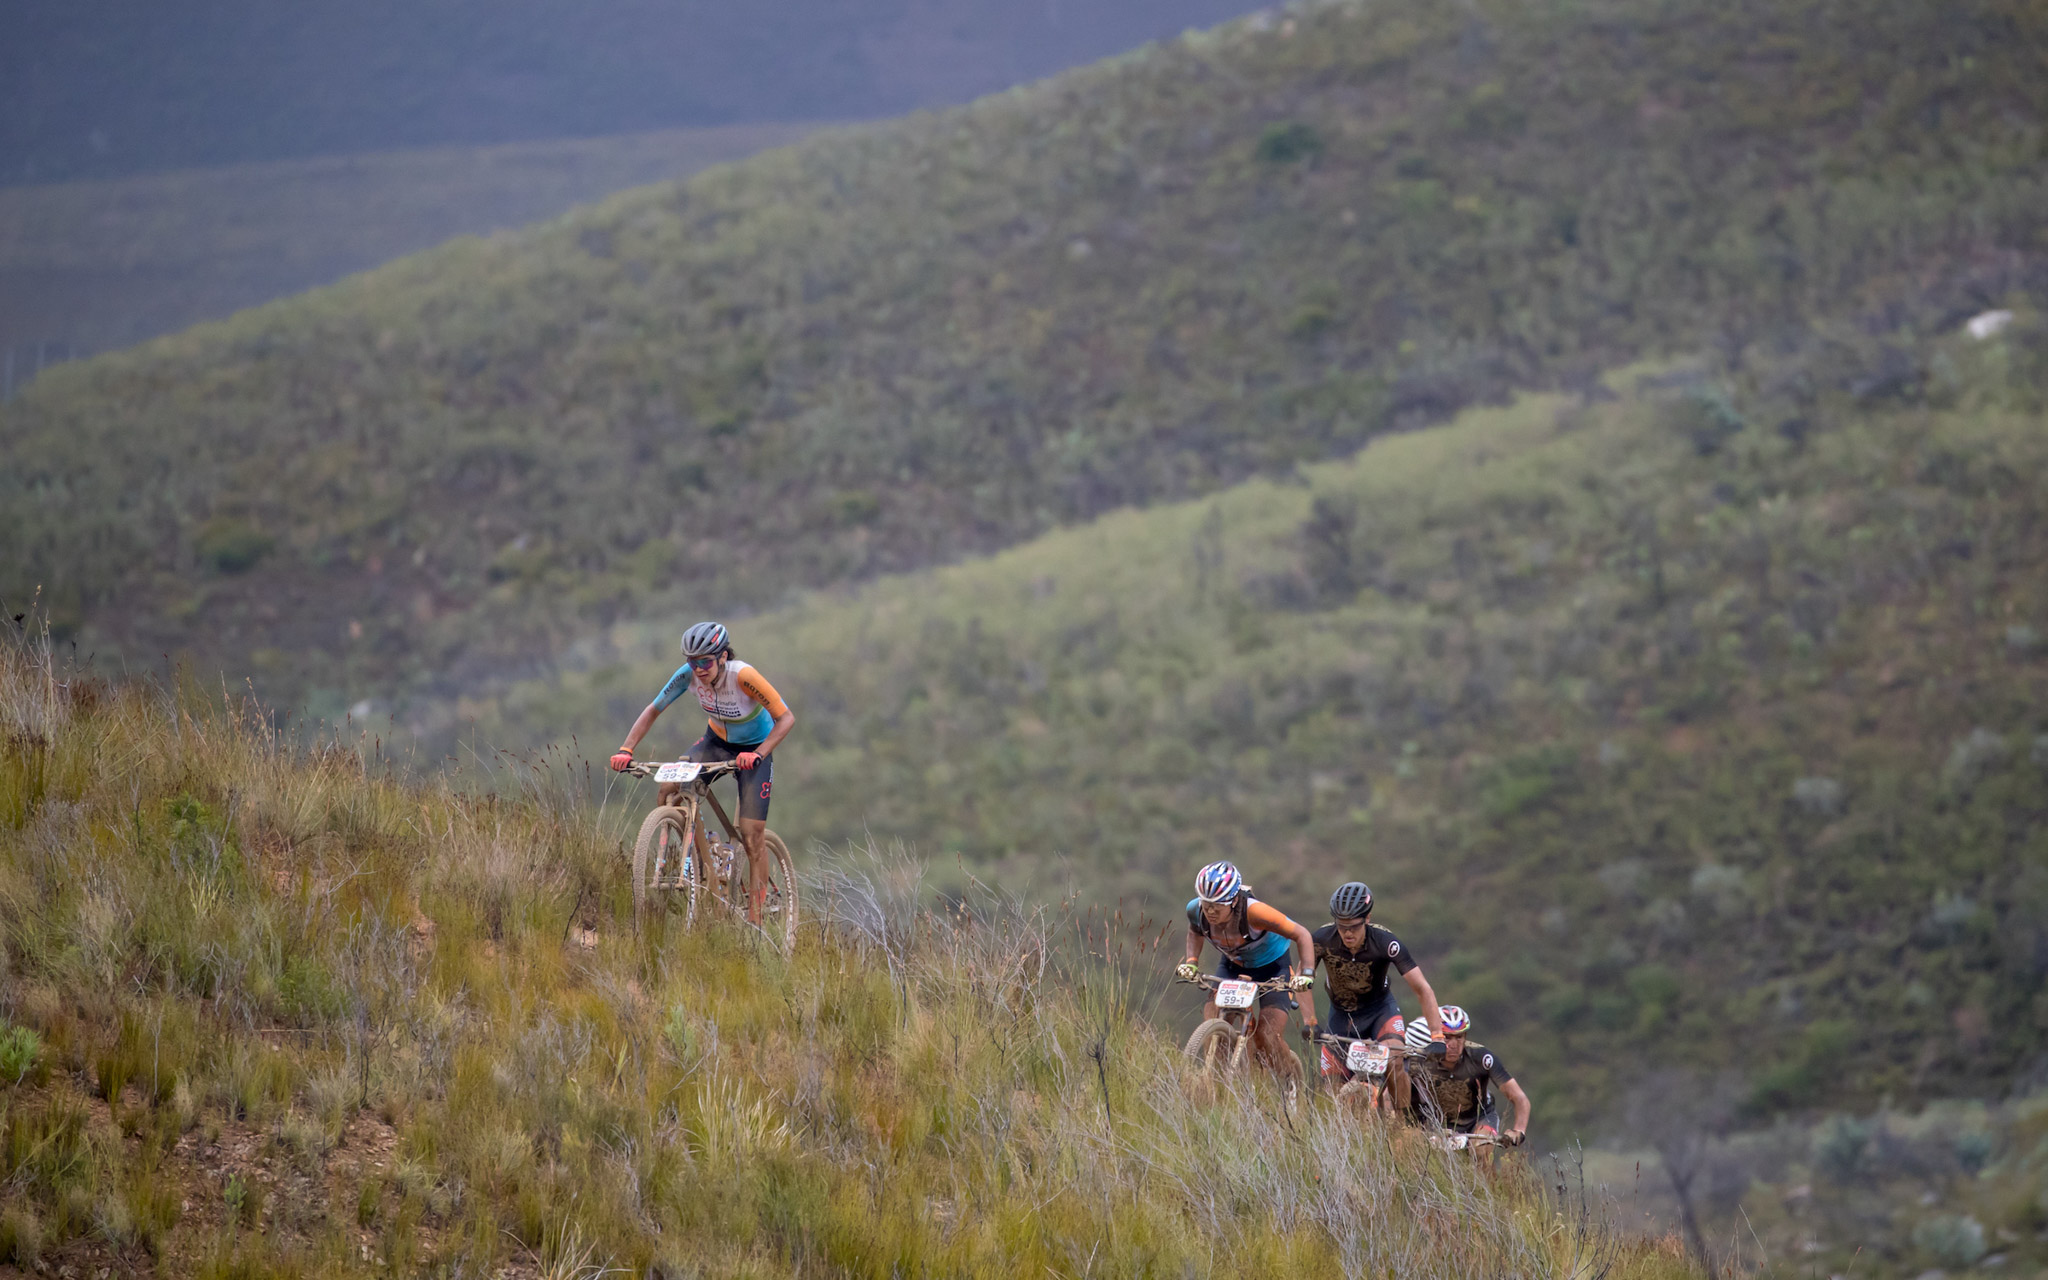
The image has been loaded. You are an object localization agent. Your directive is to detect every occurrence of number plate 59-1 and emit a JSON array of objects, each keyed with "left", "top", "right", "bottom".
[
  {"left": 1347, "top": 1042, "right": 1391, "bottom": 1075},
  {"left": 1214, "top": 980, "right": 1258, "bottom": 1009},
  {"left": 655, "top": 762, "right": 702, "bottom": 783}
]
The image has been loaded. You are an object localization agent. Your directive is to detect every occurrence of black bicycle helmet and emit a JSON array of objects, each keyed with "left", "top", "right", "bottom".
[
  {"left": 1329, "top": 881, "right": 1373, "bottom": 920},
  {"left": 681, "top": 621, "right": 730, "bottom": 657}
]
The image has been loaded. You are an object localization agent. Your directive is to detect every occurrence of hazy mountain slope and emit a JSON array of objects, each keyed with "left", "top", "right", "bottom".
[
  {"left": 490, "top": 317, "right": 2048, "bottom": 1132},
  {"left": 1, "top": 0, "right": 1260, "bottom": 183},
  {"left": 0, "top": 639, "right": 1692, "bottom": 1279},
  {"left": 4, "top": 0, "right": 2045, "bottom": 723},
  {"left": 0, "top": 121, "right": 830, "bottom": 359}
]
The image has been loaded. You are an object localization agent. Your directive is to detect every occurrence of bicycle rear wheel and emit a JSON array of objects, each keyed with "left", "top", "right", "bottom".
[
  {"left": 720, "top": 828, "right": 798, "bottom": 953},
  {"left": 631, "top": 806, "right": 696, "bottom": 922}
]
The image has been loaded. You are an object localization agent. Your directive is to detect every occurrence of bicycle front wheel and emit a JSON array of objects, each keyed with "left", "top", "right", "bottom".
[
  {"left": 1183, "top": 1018, "right": 1240, "bottom": 1082},
  {"left": 631, "top": 806, "right": 694, "bottom": 921}
]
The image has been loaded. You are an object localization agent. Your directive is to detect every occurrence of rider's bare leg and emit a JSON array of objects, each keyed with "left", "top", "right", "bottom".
[
  {"left": 1252, "top": 1006, "right": 1300, "bottom": 1085},
  {"left": 738, "top": 816, "right": 770, "bottom": 925},
  {"left": 1383, "top": 1038, "right": 1414, "bottom": 1115}
]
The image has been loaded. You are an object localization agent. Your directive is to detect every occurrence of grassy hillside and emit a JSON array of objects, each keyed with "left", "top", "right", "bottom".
[
  {"left": 0, "top": 636, "right": 1690, "bottom": 1279},
  {"left": 489, "top": 313, "right": 2048, "bottom": 1135},
  {"left": 0, "top": 122, "right": 830, "bottom": 360},
  {"left": 5, "top": 0, "right": 2046, "bottom": 722}
]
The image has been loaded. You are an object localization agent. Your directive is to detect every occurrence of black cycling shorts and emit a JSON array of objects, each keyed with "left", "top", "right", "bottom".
[
  {"left": 686, "top": 733, "right": 773, "bottom": 823},
  {"left": 1216, "top": 953, "right": 1297, "bottom": 1012},
  {"left": 1450, "top": 1105, "right": 1502, "bottom": 1136},
  {"left": 1327, "top": 994, "right": 1404, "bottom": 1042}
]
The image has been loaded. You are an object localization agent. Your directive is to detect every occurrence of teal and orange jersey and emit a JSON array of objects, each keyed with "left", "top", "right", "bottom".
[{"left": 651, "top": 660, "right": 789, "bottom": 746}]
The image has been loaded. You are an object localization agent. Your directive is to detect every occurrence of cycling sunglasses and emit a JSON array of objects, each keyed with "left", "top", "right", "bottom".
[{"left": 689, "top": 655, "right": 721, "bottom": 671}]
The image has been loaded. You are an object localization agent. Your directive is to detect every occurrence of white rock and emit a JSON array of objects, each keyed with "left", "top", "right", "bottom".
[{"left": 1966, "top": 309, "right": 2014, "bottom": 340}]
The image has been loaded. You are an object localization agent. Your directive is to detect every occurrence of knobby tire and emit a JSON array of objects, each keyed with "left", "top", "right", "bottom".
[{"left": 631, "top": 806, "right": 694, "bottom": 922}]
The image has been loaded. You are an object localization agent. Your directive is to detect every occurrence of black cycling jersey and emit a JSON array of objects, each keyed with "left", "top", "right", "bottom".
[
  {"left": 1414, "top": 1040, "right": 1514, "bottom": 1127},
  {"left": 1309, "top": 922, "right": 1417, "bottom": 1013}
]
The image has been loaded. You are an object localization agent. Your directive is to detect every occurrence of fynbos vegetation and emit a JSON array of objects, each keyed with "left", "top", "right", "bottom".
[
  {"left": 5, "top": 0, "right": 2045, "bottom": 724},
  {"left": 0, "top": 632, "right": 1691, "bottom": 1276}
]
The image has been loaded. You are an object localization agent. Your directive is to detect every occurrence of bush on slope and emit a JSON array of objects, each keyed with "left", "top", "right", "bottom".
[
  {"left": 0, "top": 634, "right": 1691, "bottom": 1278},
  {"left": 3, "top": 0, "right": 2045, "bottom": 721}
]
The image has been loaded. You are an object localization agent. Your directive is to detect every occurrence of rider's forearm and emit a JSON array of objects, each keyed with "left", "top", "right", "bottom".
[
  {"left": 620, "top": 704, "right": 661, "bottom": 753},
  {"left": 1507, "top": 1079, "right": 1531, "bottom": 1133},
  {"left": 1184, "top": 929, "right": 1205, "bottom": 965},
  {"left": 1406, "top": 969, "right": 1444, "bottom": 1035},
  {"left": 1292, "top": 925, "right": 1318, "bottom": 1022},
  {"left": 753, "top": 711, "right": 796, "bottom": 757}
]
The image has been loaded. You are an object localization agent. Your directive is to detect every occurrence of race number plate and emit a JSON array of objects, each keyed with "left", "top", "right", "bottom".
[
  {"left": 1441, "top": 1134, "right": 1470, "bottom": 1151},
  {"left": 654, "top": 762, "right": 703, "bottom": 783},
  {"left": 1214, "top": 979, "right": 1258, "bottom": 1009},
  {"left": 1347, "top": 1042, "right": 1391, "bottom": 1075}
]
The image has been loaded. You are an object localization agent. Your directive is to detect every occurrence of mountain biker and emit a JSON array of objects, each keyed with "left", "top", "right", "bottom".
[
  {"left": 610, "top": 621, "right": 795, "bottom": 924},
  {"left": 1310, "top": 880, "right": 1445, "bottom": 1110},
  {"left": 1176, "top": 861, "right": 1318, "bottom": 1086},
  {"left": 1408, "top": 1004, "right": 1530, "bottom": 1146}
]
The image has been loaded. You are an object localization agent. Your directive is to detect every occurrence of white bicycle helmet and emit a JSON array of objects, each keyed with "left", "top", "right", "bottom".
[
  {"left": 1404, "top": 1019, "right": 1434, "bottom": 1051},
  {"left": 681, "top": 621, "right": 729, "bottom": 657}
]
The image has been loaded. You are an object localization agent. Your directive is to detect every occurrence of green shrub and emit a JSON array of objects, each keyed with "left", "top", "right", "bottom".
[
  {"left": 0, "top": 1023, "right": 42, "bottom": 1084},
  {"left": 1660, "top": 386, "right": 1745, "bottom": 455},
  {"left": 1912, "top": 1214, "right": 1986, "bottom": 1269},
  {"left": 1254, "top": 121, "right": 1322, "bottom": 164},
  {"left": 192, "top": 518, "right": 274, "bottom": 574},
  {"left": 1811, "top": 1114, "right": 1870, "bottom": 1182}
]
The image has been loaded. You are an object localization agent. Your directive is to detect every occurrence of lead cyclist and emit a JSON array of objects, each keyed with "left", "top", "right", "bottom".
[
  {"left": 610, "top": 621, "right": 795, "bottom": 925},
  {"left": 1176, "top": 861, "right": 1318, "bottom": 1087}
]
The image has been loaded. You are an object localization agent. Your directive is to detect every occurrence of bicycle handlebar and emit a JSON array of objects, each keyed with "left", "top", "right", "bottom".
[
  {"left": 1176, "top": 974, "right": 1293, "bottom": 994},
  {"left": 624, "top": 759, "right": 742, "bottom": 781}
]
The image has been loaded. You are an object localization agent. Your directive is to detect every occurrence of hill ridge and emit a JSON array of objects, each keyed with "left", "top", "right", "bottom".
[{"left": 5, "top": 0, "right": 2046, "bottom": 721}]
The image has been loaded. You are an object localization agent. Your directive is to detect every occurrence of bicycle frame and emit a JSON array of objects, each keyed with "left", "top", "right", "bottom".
[{"left": 627, "top": 759, "right": 749, "bottom": 885}]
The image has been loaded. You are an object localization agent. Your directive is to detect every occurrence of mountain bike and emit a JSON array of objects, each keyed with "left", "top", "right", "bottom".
[
  {"left": 1177, "top": 973, "right": 1298, "bottom": 1085},
  {"left": 624, "top": 759, "right": 798, "bottom": 952},
  {"left": 1311, "top": 1029, "right": 1397, "bottom": 1113}
]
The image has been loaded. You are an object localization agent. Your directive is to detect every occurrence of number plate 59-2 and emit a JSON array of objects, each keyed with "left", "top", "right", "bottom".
[
  {"left": 1214, "top": 980, "right": 1258, "bottom": 1009},
  {"left": 654, "top": 762, "right": 702, "bottom": 783}
]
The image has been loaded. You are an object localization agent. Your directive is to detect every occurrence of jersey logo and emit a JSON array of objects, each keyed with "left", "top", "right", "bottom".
[
  {"left": 1482, "top": 1053, "right": 1494, "bottom": 1070},
  {"left": 1387, "top": 940, "right": 1401, "bottom": 956}
]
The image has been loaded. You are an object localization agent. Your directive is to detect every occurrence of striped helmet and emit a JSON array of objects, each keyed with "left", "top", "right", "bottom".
[
  {"left": 1193, "top": 861, "right": 1244, "bottom": 904},
  {"left": 1404, "top": 1019, "right": 1434, "bottom": 1051},
  {"left": 1439, "top": 1005, "right": 1471, "bottom": 1036},
  {"left": 681, "top": 621, "right": 729, "bottom": 657}
]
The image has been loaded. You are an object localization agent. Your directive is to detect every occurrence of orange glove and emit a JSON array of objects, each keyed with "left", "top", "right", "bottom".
[{"left": 609, "top": 749, "right": 635, "bottom": 772}]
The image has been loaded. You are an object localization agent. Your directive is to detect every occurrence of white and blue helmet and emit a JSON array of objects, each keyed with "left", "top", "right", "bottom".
[{"left": 1194, "top": 861, "right": 1244, "bottom": 903}]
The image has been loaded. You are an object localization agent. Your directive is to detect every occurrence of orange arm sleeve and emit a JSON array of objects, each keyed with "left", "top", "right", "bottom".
[
  {"left": 736, "top": 667, "right": 791, "bottom": 719},
  {"left": 1245, "top": 899, "right": 1301, "bottom": 937}
]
